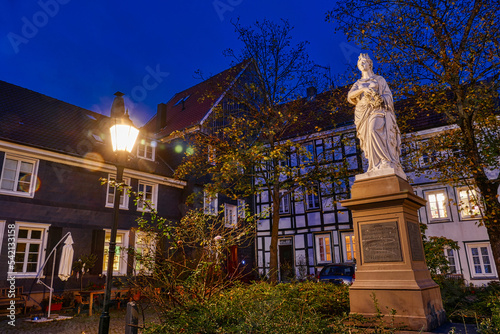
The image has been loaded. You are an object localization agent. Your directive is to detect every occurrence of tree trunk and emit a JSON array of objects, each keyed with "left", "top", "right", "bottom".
[
  {"left": 473, "top": 177, "right": 500, "bottom": 276},
  {"left": 460, "top": 108, "right": 500, "bottom": 275},
  {"left": 268, "top": 184, "right": 281, "bottom": 283}
]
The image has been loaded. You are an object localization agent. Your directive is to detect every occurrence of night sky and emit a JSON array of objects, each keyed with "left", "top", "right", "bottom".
[{"left": 0, "top": 1, "right": 360, "bottom": 126}]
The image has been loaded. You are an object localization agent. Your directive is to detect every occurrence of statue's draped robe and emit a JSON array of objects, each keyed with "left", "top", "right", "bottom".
[{"left": 348, "top": 75, "right": 401, "bottom": 171}]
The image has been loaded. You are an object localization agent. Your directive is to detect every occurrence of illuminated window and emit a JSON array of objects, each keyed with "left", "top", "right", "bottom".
[
  {"left": 103, "top": 230, "right": 129, "bottom": 275},
  {"left": 105, "top": 174, "right": 131, "bottom": 209},
  {"left": 457, "top": 187, "right": 481, "bottom": 219},
  {"left": 425, "top": 190, "right": 449, "bottom": 220},
  {"left": 0, "top": 154, "right": 38, "bottom": 198},
  {"left": 315, "top": 234, "right": 332, "bottom": 264},
  {"left": 343, "top": 233, "right": 356, "bottom": 262}
]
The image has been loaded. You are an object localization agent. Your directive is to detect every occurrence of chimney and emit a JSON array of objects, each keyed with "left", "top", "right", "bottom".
[
  {"left": 157, "top": 103, "right": 167, "bottom": 131},
  {"left": 306, "top": 86, "right": 317, "bottom": 99},
  {"left": 110, "top": 92, "right": 125, "bottom": 118}
]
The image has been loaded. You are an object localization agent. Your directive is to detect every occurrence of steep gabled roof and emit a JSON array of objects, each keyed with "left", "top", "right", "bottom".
[
  {"left": 0, "top": 80, "right": 176, "bottom": 178},
  {"left": 0, "top": 80, "right": 108, "bottom": 156},
  {"left": 144, "top": 60, "right": 252, "bottom": 139}
]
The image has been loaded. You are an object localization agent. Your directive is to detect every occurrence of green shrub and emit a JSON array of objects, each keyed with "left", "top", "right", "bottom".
[{"left": 144, "top": 282, "right": 350, "bottom": 334}]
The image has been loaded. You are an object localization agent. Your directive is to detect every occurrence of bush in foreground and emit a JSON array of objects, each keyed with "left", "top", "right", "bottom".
[{"left": 144, "top": 282, "right": 350, "bottom": 334}]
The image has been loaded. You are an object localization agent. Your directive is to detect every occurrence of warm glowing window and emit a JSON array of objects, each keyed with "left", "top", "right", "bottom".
[
  {"left": 315, "top": 234, "right": 332, "bottom": 264},
  {"left": 103, "top": 230, "right": 129, "bottom": 275},
  {"left": 457, "top": 187, "right": 481, "bottom": 219},
  {"left": 426, "top": 190, "right": 448, "bottom": 220},
  {"left": 343, "top": 233, "right": 356, "bottom": 262}
]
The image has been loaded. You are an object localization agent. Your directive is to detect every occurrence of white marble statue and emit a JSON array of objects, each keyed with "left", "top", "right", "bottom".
[{"left": 347, "top": 53, "right": 406, "bottom": 180}]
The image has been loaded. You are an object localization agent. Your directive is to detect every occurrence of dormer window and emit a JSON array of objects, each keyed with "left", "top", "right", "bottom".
[{"left": 137, "top": 140, "right": 155, "bottom": 161}]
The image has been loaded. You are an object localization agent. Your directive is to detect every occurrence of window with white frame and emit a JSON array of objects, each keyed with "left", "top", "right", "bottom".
[
  {"left": 279, "top": 191, "right": 290, "bottom": 214},
  {"left": 103, "top": 229, "right": 129, "bottom": 275},
  {"left": 204, "top": 191, "right": 218, "bottom": 215},
  {"left": 133, "top": 231, "right": 156, "bottom": 275},
  {"left": 137, "top": 181, "right": 157, "bottom": 212},
  {"left": 225, "top": 204, "right": 237, "bottom": 228},
  {"left": 315, "top": 234, "right": 332, "bottom": 264},
  {"left": 445, "top": 248, "right": 459, "bottom": 274},
  {"left": 457, "top": 187, "right": 481, "bottom": 219},
  {"left": 137, "top": 140, "right": 155, "bottom": 161},
  {"left": 342, "top": 232, "right": 356, "bottom": 262},
  {"left": 305, "top": 186, "right": 320, "bottom": 210},
  {"left": 0, "top": 154, "right": 38, "bottom": 197},
  {"left": 425, "top": 189, "right": 449, "bottom": 221},
  {"left": 237, "top": 199, "right": 246, "bottom": 218},
  {"left": 105, "top": 174, "right": 131, "bottom": 209},
  {"left": 14, "top": 222, "right": 50, "bottom": 276},
  {"left": 466, "top": 243, "right": 497, "bottom": 278}
]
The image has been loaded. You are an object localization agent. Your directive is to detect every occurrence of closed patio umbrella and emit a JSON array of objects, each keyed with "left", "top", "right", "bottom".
[{"left": 58, "top": 234, "right": 74, "bottom": 281}]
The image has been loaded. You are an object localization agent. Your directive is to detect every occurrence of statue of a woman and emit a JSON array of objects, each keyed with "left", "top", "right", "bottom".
[{"left": 348, "top": 53, "right": 405, "bottom": 179}]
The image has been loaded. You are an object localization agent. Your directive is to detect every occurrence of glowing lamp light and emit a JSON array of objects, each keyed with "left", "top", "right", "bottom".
[{"left": 109, "top": 121, "right": 139, "bottom": 153}]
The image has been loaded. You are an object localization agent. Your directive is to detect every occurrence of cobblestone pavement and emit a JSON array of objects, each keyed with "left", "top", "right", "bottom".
[{"left": 0, "top": 306, "right": 160, "bottom": 334}]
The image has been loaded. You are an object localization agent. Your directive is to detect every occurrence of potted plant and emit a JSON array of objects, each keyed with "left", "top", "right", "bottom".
[
  {"left": 42, "top": 294, "right": 64, "bottom": 311},
  {"left": 72, "top": 253, "right": 97, "bottom": 291}
]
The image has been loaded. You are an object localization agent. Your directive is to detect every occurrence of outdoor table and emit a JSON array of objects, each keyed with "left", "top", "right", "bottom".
[{"left": 78, "top": 288, "right": 130, "bottom": 316}]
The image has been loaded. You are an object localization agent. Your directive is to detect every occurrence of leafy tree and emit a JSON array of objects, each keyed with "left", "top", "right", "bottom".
[
  {"left": 328, "top": 0, "right": 500, "bottom": 272},
  {"left": 175, "top": 19, "right": 349, "bottom": 283},
  {"left": 420, "top": 223, "right": 459, "bottom": 277}
]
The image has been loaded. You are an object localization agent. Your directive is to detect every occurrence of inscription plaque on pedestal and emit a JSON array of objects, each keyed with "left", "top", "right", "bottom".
[
  {"left": 360, "top": 221, "right": 402, "bottom": 263},
  {"left": 407, "top": 221, "right": 425, "bottom": 261}
]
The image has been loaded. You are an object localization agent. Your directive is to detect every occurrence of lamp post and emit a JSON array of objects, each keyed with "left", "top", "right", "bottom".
[{"left": 99, "top": 92, "right": 139, "bottom": 334}]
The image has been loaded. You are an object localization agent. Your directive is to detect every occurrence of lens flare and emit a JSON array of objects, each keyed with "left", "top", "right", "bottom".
[{"left": 83, "top": 152, "right": 104, "bottom": 171}]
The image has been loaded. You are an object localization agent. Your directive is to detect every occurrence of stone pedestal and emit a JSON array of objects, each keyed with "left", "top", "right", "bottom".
[{"left": 341, "top": 174, "right": 446, "bottom": 331}]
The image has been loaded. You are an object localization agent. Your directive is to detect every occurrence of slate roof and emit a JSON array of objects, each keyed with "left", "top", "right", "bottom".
[
  {"left": 143, "top": 60, "right": 252, "bottom": 139},
  {"left": 0, "top": 80, "right": 173, "bottom": 177}
]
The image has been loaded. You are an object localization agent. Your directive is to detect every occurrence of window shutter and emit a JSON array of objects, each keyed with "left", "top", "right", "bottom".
[
  {"left": 90, "top": 229, "right": 105, "bottom": 275},
  {"left": 44, "top": 226, "right": 63, "bottom": 276},
  {"left": 127, "top": 230, "right": 136, "bottom": 276}
]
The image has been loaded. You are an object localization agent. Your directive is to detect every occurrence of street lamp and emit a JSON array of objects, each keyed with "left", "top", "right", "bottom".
[{"left": 99, "top": 92, "right": 139, "bottom": 334}]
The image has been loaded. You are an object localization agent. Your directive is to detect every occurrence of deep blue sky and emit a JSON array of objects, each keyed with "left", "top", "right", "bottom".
[{"left": 1, "top": 0, "right": 361, "bottom": 126}]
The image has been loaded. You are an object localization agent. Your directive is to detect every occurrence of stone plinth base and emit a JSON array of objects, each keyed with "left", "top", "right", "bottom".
[{"left": 341, "top": 174, "right": 446, "bottom": 331}]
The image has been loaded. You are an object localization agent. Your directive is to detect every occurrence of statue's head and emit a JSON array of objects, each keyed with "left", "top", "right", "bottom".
[{"left": 357, "top": 53, "right": 373, "bottom": 71}]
